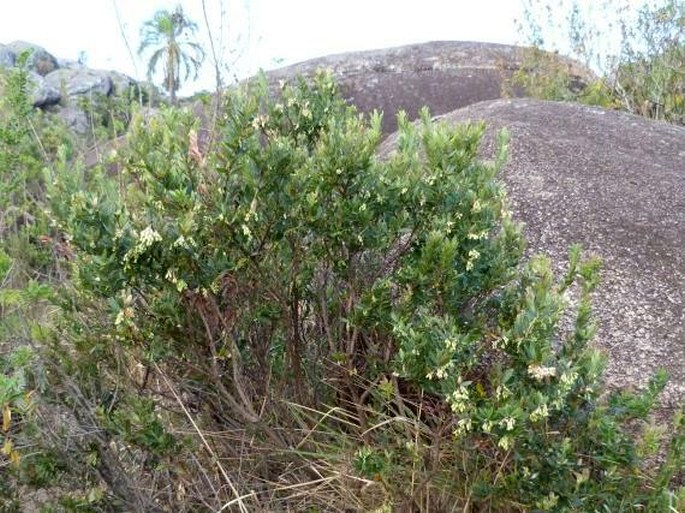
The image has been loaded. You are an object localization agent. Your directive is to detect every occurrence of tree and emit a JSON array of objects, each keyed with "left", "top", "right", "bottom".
[{"left": 138, "top": 5, "right": 205, "bottom": 104}]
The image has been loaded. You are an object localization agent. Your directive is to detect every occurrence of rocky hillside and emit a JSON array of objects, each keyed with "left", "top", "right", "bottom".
[
  {"left": 0, "top": 40, "right": 143, "bottom": 134},
  {"left": 260, "top": 41, "right": 596, "bottom": 133}
]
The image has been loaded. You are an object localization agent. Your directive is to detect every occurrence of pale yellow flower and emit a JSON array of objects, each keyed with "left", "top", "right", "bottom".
[
  {"left": 530, "top": 403, "right": 550, "bottom": 422},
  {"left": 528, "top": 364, "right": 557, "bottom": 381}
]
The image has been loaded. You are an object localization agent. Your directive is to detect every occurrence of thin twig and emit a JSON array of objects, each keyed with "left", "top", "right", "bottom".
[{"left": 154, "top": 363, "right": 249, "bottom": 513}]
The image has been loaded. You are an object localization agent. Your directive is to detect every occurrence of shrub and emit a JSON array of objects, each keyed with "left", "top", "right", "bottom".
[{"left": 28, "top": 72, "right": 685, "bottom": 512}]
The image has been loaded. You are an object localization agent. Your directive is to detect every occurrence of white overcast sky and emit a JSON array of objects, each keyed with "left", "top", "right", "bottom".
[{"left": 0, "top": 0, "right": 643, "bottom": 96}]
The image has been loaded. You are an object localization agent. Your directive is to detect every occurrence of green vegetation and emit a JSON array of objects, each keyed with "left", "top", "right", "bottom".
[
  {"left": 1, "top": 60, "right": 684, "bottom": 511},
  {"left": 513, "top": 0, "right": 684, "bottom": 125},
  {"left": 0, "top": 54, "right": 62, "bottom": 513},
  {"left": 138, "top": 4, "right": 205, "bottom": 104},
  {"left": 1, "top": 3, "right": 685, "bottom": 510}
]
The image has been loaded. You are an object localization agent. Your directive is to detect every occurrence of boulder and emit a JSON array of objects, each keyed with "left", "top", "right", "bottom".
[
  {"left": 57, "top": 58, "right": 86, "bottom": 70},
  {"left": 0, "top": 41, "right": 142, "bottom": 111},
  {"left": 0, "top": 44, "right": 15, "bottom": 68},
  {"left": 55, "top": 106, "right": 89, "bottom": 134},
  {"left": 45, "top": 68, "right": 113, "bottom": 99},
  {"left": 380, "top": 99, "right": 685, "bottom": 414},
  {"left": 28, "top": 71, "right": 61, "bottom": 107},
  {"left": 263, "top": 41, "right": 595, "bottom": 134},
  {"left": 7, "top": 40, "right": 58, "bottom": 76},
  {"left": 108, "top": 70, "right": 138, "bottom": 96}
]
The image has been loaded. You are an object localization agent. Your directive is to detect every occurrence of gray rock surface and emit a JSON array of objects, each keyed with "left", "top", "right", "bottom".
[
  {"left": 264, "top": 41, "right": 595, "bottom": 134},
  {"left": 56, "top": 106, "right": 89, "bottom": 134},
  {"left": 45, "top": 68, "right": 113, "bottom": 99},
  {"left": 381, "top": 99, "right": 685, "bottom": 416},
  {"left": 0, "top": 43, "right": 15, "bottom": 68},
  {"left": 57, "top": 58, "right": 86, "bottom": 70},
  {"left": 7, "top": 40, "right": 59, "bottom": 75},
  {"left": 108, "top": 70, "right": 138, "bottom": 95},
  {"left": 28, "top": 71, "right": 60, "bottom": 107},
  {"left": 1, "top": 40, "right": 141, "bottom": 114}
]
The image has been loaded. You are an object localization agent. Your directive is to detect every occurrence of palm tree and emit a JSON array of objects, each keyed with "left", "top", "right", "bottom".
[{"left": 138, "top": 5, "right": 205, "bottom": 104}]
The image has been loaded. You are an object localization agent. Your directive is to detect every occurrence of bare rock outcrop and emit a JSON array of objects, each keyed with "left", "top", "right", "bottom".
[
  {"left": 28, "top": 71, "right": 60, "bottom": 107},
  {"left": 44, "top": 68, "right": 114, "bottom": 99},
  {"left": 263, "top": 41, "right": 595, "bottom": 134},
  {"left": 0, "top": 43, "right": 15, "bottom": 68},
  {"left": 0, "top": 40, "right": 141, "bottom": 120},
  {"left": 381, "top": 99, "right": 685, "bottom": 414},
  {"left": 56, "top": 106, "right": 90, "bottom": 134},
  {"left": 5, "top": 40, "right": 59, "bottom": 76}
]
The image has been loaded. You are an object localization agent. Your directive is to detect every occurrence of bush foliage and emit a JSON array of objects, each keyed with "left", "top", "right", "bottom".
[
  {"left": 0, "top": 70, "right": 677, "bottom": 512},
  {"left": 1, "top": 41, "right": 684, "bottom": 513}
]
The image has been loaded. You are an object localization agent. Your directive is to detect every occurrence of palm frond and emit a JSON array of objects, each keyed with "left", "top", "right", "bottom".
[
  {"left": 138, "top": 5, "right": 205, "bottom": 99},
  {"left": 147, "top": 48, "right": 167, "bottom": 81}
]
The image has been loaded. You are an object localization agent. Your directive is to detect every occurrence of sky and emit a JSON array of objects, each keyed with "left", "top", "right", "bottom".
[
  {"left": 0, "top": 0, "right": 642, "bottom": 97},
  {"left": 0, "top": 0, "right": 530, "bottom": 95}
]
